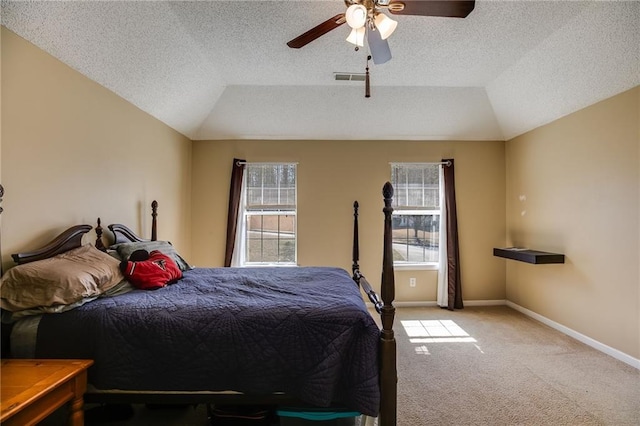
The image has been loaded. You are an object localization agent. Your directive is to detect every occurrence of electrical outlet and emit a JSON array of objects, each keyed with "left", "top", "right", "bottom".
[{"left": 409, "top": 278, "right": 416, "bottom": 287}]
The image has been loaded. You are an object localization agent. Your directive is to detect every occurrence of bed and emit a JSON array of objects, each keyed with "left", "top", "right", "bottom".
[{"left": 1, "top": 183, "right": 398, "bottom": 425}]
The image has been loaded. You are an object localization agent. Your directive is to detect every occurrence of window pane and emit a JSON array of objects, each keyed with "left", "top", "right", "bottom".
[
  {"left": 392, "top": 215, "right": 439, "bottom": 263},
  {"left": 245, "top": 214, "right": 296, "bottom": 263},
  {"left": 247, "top": 164, "right": 297, "bottom": 208},
  {"left": 278, "top": 233, "right": 296, "bottom": 263},
  {"left": 392, "top": 164, "right": 439, "bottom": 209}
]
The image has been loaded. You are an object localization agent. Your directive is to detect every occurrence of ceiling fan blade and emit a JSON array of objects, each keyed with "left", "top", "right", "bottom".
[
  {"left": 287, "top": 14, "right": 347, "bottom": 48},
  {"left": 367, "top": 29, "right": 392, "bottom": 65},
  {"left": 387, "top": 0, "right": 475, "bottom": 18}
]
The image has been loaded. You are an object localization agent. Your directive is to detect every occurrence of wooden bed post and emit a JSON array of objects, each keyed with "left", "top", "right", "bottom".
[
  {"left": 151, "top": 200, "right": 158, "bottom": 241},
  {"left": 379, "top": 182, "right": 397, "bottom": 426},
  {"left": 352, "top": 201, "right": 360, "bottom": 278},
  {"left": 351, "top": 185, "right": 397, "bottom": 424},
  {"left": 95, "top": 218, "right": 106, "bottom": 251}
]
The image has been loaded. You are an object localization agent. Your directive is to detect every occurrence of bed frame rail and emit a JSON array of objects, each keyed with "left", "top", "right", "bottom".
[{"left": 352, "top": 201, "right": 383, "bottom": 313}]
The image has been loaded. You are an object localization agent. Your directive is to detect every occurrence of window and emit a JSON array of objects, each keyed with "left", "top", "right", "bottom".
[
  {"left": 390, "top": 163, "right": 441, "bottom": 266},
  {"left": 242, "top": 163, "right": 296, "bottom": 265}
]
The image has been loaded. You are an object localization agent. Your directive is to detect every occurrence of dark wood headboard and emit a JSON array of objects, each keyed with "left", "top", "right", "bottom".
[
  {"left": 11, "top": 225, "right": 93, "bottom": 265},
  {"left": 108, "top": 224, "right": 150, "bottom": 244}
]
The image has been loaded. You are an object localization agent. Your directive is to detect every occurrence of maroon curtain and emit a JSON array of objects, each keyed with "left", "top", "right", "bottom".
[
  {"left": 443, "top": 159, "right": 463, "bottom": 310},
  {"left": 224, "top": 158, "right": 245, "bottom": 267}
]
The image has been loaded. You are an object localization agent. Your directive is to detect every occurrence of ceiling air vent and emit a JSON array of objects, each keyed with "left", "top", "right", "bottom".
[{"left": 334, "top": 72, "right": 366, "bottom": 81}]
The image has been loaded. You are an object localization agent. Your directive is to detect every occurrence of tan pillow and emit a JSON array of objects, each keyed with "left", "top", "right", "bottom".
[{"left": 0, "top": 244, "right": 124, "bottom": 312}]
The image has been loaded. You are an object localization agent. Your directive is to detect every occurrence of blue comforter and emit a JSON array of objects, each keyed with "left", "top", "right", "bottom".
[{"left": 35, "top": 267, "right": 381, "bottom": 415}]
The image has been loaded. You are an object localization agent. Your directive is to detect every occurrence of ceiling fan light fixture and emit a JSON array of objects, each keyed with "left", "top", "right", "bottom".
[
  {"left": 374, "top": 12, "right": 398, "bottom": 40},
  {"left": 346, "top": 26, "right": 366, "bottom": 47},
  {"left": 345, "top": 4, "right": 367, "bottom": 29}
]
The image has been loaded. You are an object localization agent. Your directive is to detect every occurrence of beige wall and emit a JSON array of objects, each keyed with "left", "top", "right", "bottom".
[
  {"left": 191, "top": 139, "right": 506, "bottom": 302},
  {"left": 1, "top": 28, "right": 192, "bottom": 271},
  {"left": 3, "top": 21, "right": 636, "bottom": 366},
  {"left": 505, "top": 86, "right": 640, "bottom": 359}
]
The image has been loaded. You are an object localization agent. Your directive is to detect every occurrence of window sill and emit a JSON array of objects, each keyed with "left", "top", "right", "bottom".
[{"left": 393, "top": 263, "right": 439, "bottom": 271}]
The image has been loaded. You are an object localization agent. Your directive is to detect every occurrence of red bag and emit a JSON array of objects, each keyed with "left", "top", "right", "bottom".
[{"left": 123, "top": 250, "right": 182, "bottom": 290}]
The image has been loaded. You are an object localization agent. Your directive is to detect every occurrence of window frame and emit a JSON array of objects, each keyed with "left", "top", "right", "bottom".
[
  {"left": 390, "top": 163, "right": 442, "bottom": 269},
  {"left": 241, "top": 163, "right": 297, "bottom": 267}
]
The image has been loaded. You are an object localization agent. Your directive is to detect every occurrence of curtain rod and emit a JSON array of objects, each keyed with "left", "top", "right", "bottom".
[
  {"left": 390, "top": 161, "right": 451, "bottom": 167},
  {"left": 236, "top": 161, "right": 299, "bottom": 166}
]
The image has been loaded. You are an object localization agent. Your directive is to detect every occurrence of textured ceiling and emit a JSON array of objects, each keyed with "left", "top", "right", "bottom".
[{"left": 2, "top": 0, "right": 639, "bottom": 141}]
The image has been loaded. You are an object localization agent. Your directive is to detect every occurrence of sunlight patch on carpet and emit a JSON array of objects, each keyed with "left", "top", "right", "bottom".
[{"left": 401, "top": 319, "right": 478, "bottom": 354}]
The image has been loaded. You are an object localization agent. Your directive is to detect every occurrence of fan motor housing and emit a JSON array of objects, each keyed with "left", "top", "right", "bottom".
[{"left": 388, "top": 3, "right": 406, "bottom": 13}]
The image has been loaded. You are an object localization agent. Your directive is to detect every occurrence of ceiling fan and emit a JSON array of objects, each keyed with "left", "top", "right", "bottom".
[{"left": 287, "top": 0, "right": 475, "bottom": 65}]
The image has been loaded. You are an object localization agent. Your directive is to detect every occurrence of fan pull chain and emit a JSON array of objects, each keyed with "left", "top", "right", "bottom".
[{"left": 365, "top": 55, "right": 371, "bottom": 98}]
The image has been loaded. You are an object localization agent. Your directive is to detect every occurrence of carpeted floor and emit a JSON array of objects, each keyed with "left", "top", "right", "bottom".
[
  {"left": 54, "top": 306, "right": 638, "bottom": 425},
  {"left": 393, "top": 306, "right": 639, "bottom": 425}
]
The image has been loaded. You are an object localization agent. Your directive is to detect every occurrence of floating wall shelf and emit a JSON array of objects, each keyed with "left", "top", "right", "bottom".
[{"left": 493, "top": 248, "right": 565, "bottom": 264}]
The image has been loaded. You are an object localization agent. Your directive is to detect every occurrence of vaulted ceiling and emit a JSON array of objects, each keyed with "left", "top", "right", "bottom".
[{"left": 2, "top": 1, "right": 638, "bottom": 141}]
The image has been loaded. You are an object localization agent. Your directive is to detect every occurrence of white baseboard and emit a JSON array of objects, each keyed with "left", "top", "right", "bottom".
[
  {"left": 393, "top": 301, "right": 438, "bottom": 307},
  {"left": 392, "top": 300, "right": 507, "bottom": 307},
  {"left": 371, "top": 300, "right": 507, "bottom": 308},
  {"left": 464, "top": 299, "right": 507, "bottom": 306},
  {"left": 506, "top": 301, "right": 640, "bottom": 370}
]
